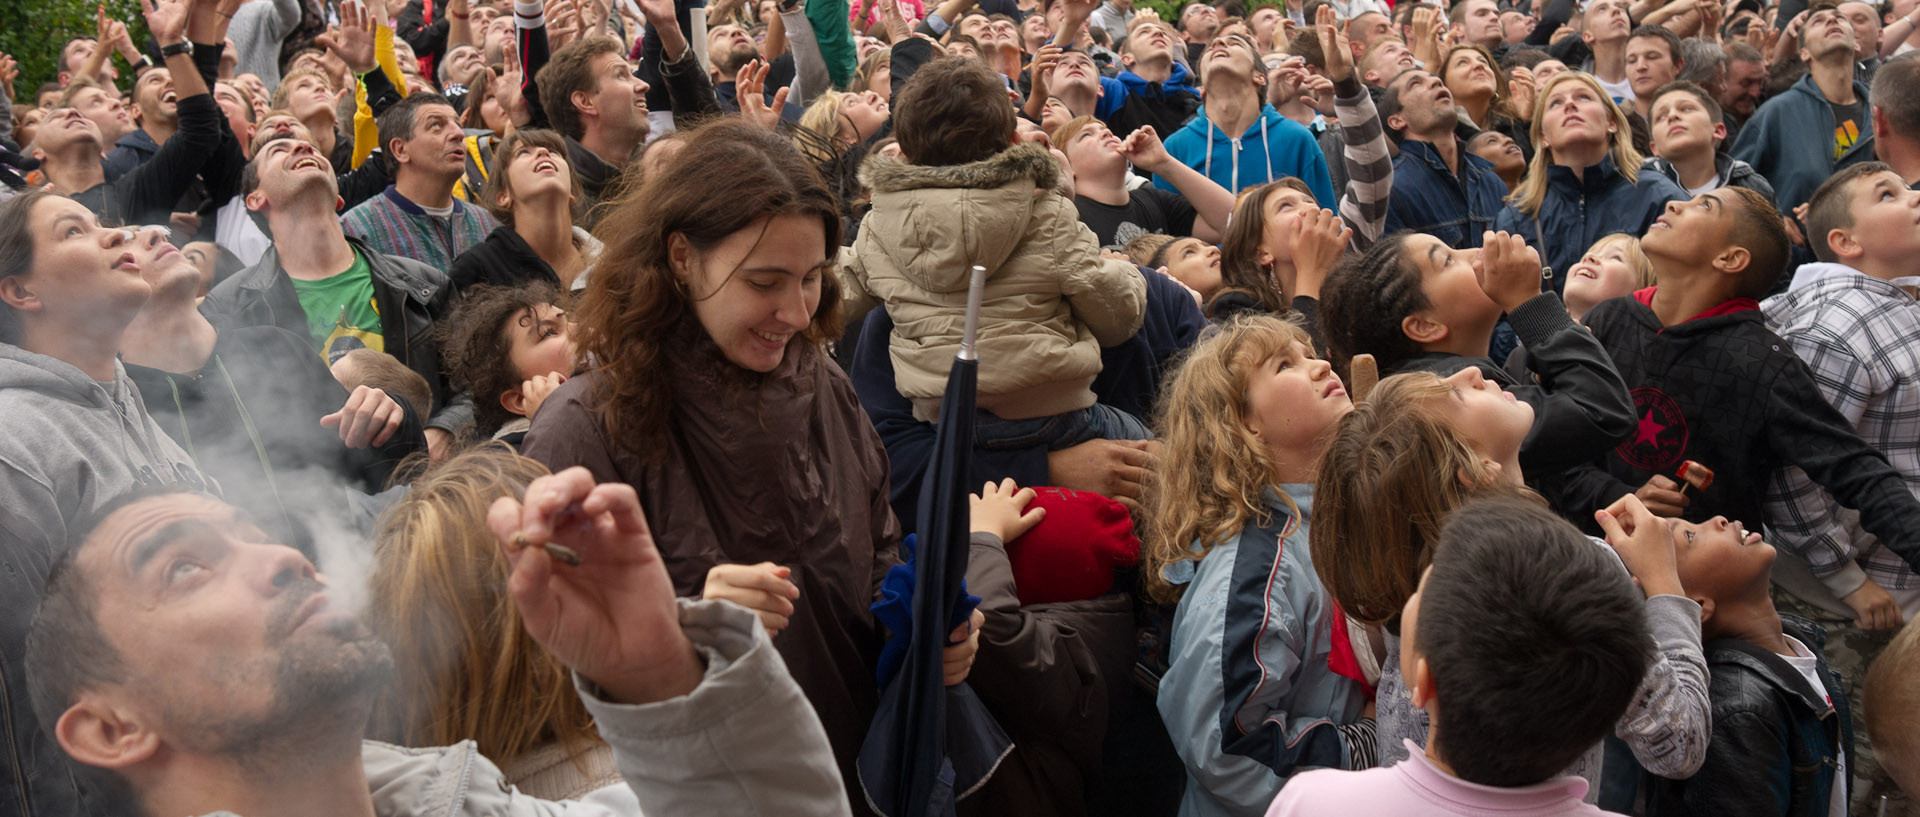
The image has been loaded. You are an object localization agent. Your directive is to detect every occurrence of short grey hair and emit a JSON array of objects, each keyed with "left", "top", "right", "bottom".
[{"left": 1676, "top": 37, "right": 1727, "bottom": 86}]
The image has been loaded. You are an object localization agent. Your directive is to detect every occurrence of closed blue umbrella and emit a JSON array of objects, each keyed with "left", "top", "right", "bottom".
[{"left": 858, "top": 266, "right": 1011, "bottom": 817}]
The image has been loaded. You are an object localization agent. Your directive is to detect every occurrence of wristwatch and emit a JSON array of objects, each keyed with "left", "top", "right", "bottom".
[{"left": 160, "top": 41, "right": 193, "bottom": 58}]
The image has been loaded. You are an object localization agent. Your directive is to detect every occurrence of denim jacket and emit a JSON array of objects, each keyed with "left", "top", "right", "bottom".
[
  {"left": 1644, "top": 614, "right": 1853, "bottom": 817},
  {"left": 1384, "top": 138, "right": 1510, "bottom": 250}
]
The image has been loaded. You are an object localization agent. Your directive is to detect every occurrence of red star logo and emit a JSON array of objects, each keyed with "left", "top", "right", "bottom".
[{"left": 1634, "top": 409, "right": 1667, "bottom": 448}]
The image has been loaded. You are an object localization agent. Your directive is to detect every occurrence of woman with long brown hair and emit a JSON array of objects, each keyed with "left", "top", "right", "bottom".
[{"left": 518, "top": 118, "right": 973, "bottom": 809}]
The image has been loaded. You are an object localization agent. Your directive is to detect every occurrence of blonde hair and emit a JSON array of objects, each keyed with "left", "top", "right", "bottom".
[
  {"left": 851, "top": 49, "right": 892, "bottom": 93},
  {"left": 1049, "top": 114, "right": 1101, "bottom": 155},
  {"left": 1867, "top": 618, "right": 1920, "bottom": 797},
  {"left": 1507, "top": 71, "right": 1645, "bottom": 218},
  {"left": 797, "top": 91, "right": 850, "bottom": 164},
  {"left": 1586, "top": 233, "right": 1656, "bottom": 289},
  {"left": 1310, "top": 372, "right": 1525, "bottom": 627},
  {"left": 1143, "top": 315, "right": 1315, "bottom": 603},
  {"left": 365, "top": 445, "right": 603, "bottom": 765}
]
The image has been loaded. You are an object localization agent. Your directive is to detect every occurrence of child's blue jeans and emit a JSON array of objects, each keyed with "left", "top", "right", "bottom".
[{"left": 970, "top": 404, "right": 1152, "bottom": 452}]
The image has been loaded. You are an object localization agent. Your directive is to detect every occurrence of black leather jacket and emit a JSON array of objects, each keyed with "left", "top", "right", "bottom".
[{"left": 1645, "top": 614, "right": 1854, "bottom": 817}]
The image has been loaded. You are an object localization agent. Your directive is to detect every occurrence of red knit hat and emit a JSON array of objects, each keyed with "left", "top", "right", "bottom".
[{"left": 1006, "top": 487, "right": 1142, "bottom": 606}]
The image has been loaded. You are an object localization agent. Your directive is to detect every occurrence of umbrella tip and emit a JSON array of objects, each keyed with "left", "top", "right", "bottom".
[{"left": 960, "top": 265, "right": 986, "bottom": 361}]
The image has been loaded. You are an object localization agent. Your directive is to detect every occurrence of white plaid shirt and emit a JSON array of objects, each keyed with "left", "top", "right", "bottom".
[{"left": 1762, "top": 263, "right": 1920, "bottom": 597}]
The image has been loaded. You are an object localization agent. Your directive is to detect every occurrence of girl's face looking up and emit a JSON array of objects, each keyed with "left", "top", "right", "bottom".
[{"left": 1437, "top": 366, "right": 1533, "bottom": 483}]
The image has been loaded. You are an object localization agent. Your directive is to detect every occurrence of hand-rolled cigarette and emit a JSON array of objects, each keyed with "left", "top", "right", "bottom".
[
  {"left": 509, "top": 531, "right": 530, "bottom": 551},
  {"left": 543, "top": 542, "right": 583, "bottom": 566},
  {"left": 1677, "top": 460, "right": 1715, "bottom": 494}
]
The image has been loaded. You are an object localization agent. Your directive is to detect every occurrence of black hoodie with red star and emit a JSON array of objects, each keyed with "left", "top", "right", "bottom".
[{"left": 1531, "top": 288, "right": 1920, "bottom": 576}]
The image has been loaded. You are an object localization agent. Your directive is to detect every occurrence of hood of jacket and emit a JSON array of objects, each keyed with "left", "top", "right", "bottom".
[
  {"left": 0, "top": 344, "right": 213, "bottom": 503},
  {"left": 1116, "top": 61, "right": 1197, "bottom": 96},
  {"left": 1783, "top": 261, "right": 1871, "bottom": 293},
  {"left": 857, "top": 143, "right": 1067, "bottom": 293}
]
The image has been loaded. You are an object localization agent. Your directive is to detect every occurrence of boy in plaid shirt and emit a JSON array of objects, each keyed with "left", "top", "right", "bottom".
[{"left": 1762, "top": 161, "right": 1920, "bottom": 816}]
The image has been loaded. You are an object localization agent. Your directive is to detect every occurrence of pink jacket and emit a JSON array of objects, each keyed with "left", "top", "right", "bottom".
[
  {"left": 1266, "top": 741, "right": 1622, "bottom": 817},
  {"left": 849, "top": 0, "right": 925, "bottom": 27}
]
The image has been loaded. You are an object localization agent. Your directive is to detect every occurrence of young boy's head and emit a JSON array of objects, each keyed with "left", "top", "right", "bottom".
[
  {"left": 1640, "top": 186, "right": 1788, "bottom": 300},
  {"left": 1320, "top": 232, "right": 1503, "bottom": 376},
  {"left": 1402, "top": 495, "right": 1652, "bottom": 787},
  {"left": 330, "top": 349, "right": 433, "bottom": 418},
  {"left": 1866, "top": 618, "right": 1920, "bottom": 799},
  {"left": 1649, "top": 81, "right": 1727, "bottom": 161},
  {"left": 891, "top": 57, "right": 1018, "bottom": 166},
  {"left": 1803, "top": 161, "right": 1920, "bottom": 271},
  {"left": 438, "top": 282, "right": 575, "bottom": 434},
  {"left": 1666, "top": 515, "right": 1776, "bottom": 639},
  {"left": 1564, "top": 233, "right": 1655, "bottom": 322}
]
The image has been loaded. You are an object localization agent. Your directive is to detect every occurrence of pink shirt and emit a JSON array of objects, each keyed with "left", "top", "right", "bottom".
[{"left": 1266, "top": 741, "right": 1620, "bottom": 817}]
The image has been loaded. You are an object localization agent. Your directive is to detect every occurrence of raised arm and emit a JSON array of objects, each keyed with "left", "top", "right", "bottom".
[
  {"left": 1317, "top": 6, "right": 1391, "bottom": 248},
  {"left": 115, "top": 0, "right": 227, "bottom": 226},
  {"left": 779, "top": 0, "right": 832, "bottom": 105}
]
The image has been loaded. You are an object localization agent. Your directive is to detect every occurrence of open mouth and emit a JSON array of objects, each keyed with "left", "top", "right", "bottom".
[
  {"left": 1572, "top": 266, "right": 1598, "bottom": 280},
  {"left": 161, "top": 90, "right": 178, "bottom": 104},
  {"left": 533, "top": 158, "right": 560, "bottom": 173},
  {"left": 751, "top": 328, "right": 789, "bottom": 346},
  {"left": 291, "top": 156, "right": 324, "bottom": 171},
  {"left": 114, "top": 252, "right": 141, "bottom": 272},
  {"left": 1652, "top": 215, "right": 1671, "bottom": 229}
]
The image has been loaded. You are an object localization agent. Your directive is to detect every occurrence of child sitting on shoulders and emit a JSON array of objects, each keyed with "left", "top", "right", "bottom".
[
  {"left": 1312, "top": 371, "right": 1711, "bottom": 798},
  {"left": 839, "top": 57, "right": 1149, "bottom": 450},
  {"left": 1270, "top": 495, "right": 1654, "bottom": 817},
  {"left": 1319, "top": 230, "right": 1637, "bottom": 478},
  {"left": 1143, "top": 314, "right": 1372, "bottom": 817},
  {"left": 1563, "top": 233, "right": 1655, "bottom": 323}
]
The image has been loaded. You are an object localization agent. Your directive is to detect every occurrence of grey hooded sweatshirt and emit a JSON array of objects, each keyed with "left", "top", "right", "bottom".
[{"left": 0, "top": 343, "right": 211, "bottom": 817}]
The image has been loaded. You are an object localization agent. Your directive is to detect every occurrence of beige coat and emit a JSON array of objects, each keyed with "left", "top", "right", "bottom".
[{"left": 841, "top": 144, "right": 1147, "bottom": 422}]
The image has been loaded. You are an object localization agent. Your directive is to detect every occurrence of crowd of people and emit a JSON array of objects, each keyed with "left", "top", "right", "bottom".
[{"left": 6, "top": 0, "right": 1920, "bottom": 812}]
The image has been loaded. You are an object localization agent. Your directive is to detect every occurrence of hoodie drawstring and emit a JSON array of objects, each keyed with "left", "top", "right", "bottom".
[{"left": 1205, "top": 112, "right": 1279, "bottom": 193}]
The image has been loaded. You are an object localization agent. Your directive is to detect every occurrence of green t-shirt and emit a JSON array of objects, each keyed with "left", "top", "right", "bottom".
[{"left": 290, "top": 249, "right": 385, "bottom": 363}]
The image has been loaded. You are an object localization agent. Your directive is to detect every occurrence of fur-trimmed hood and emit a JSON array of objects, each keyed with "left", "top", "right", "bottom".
[{"left": 860, "top": 142, "right": 1073, "bottom": 198}]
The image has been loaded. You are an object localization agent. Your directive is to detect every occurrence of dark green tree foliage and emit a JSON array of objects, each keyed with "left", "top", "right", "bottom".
[{"left": 1, "top": 0, "right": 153, "bottom": 100}]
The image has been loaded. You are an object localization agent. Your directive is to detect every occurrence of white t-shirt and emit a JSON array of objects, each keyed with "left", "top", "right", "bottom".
[
  {"left": 1597, "top": 74, "right": 1634, "bottom": 107},
  {"left": 1684, "top": 172, "right": 1728, "bottom": 198},
  {"left": 1780, "top": 635, "right": 1847, "bottom": 817}
]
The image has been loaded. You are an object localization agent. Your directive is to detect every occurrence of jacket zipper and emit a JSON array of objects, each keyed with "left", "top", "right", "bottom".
[{"left": 0, "top": 657, "right": 34, "bottom": 817}]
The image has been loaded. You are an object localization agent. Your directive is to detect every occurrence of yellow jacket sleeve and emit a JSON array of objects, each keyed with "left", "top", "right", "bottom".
[{"left": 351, "top": 24, "right": 409, "bottom": 169}]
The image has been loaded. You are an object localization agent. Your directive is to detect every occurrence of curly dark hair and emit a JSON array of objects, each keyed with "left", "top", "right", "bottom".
[{"left": 438, "top": 280, "right": 566, "bottom": 436}]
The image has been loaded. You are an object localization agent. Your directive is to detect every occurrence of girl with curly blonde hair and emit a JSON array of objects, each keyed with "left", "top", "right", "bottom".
[{"left": 1142, "top": 314, "right": 1373, "bottom": 816}]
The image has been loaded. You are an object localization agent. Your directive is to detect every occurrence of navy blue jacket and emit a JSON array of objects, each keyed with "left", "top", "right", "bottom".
[
  {"left": 1494, "top": 155, "right": 1686, "bottom": 295},
  {"left": 1384, "top": 138, "right": 1510, "bottom": 250},
  {"left": 1645, "top": 615, "right": 1853, "bottom": 817},
  {"left": 849, "top": 267, "right": 1205, "bottom": 532}
]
